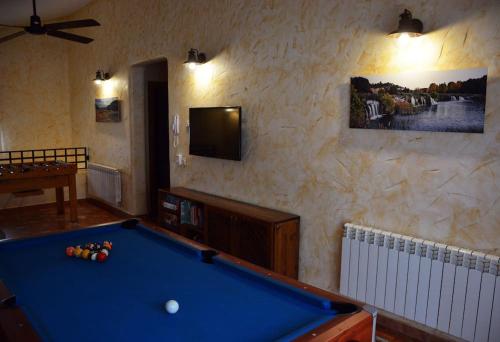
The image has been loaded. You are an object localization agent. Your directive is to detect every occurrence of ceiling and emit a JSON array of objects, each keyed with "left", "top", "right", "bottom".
[{"left": 0, "top": 0, "right": 94, "bottom": 26}]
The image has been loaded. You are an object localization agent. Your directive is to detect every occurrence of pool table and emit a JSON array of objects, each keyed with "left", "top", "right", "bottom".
[{"left": 0, "top": 220, "right": 375, "bottom": 341}]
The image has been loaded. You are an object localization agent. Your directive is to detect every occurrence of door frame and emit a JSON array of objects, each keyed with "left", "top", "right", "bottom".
[{"left": 129, "top": 57, "right": 169, "bottom": 215}]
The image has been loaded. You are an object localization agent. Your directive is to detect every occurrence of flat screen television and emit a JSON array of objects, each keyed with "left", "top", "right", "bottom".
[{"left": 189, "top": 106, "right": 241, "bottom": 161}]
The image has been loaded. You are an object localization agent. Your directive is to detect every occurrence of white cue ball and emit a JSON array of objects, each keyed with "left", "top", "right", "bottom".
[{"left": 165, "top": 300, "right": 179, "bottom": 314}]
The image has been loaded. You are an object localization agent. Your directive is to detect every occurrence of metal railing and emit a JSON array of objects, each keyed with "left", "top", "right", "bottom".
[{"left": 0, "top": 147, "right": 88, "bottom": 169}]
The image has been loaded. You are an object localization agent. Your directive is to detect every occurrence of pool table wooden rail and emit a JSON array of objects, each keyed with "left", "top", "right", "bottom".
[
  {"left": 0, "top": 219, "right": 375, "bottom": 342},
  {"left": 0, "top": 280, "right": 40, "bottom": 342}
]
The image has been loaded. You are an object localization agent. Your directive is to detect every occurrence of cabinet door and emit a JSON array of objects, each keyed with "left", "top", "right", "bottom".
[
  {"left": 231, "top": 216, "right": 272, "bottom": 269},
  {"left": 206, "top": 207, "right": 232, "bottom": 253}
]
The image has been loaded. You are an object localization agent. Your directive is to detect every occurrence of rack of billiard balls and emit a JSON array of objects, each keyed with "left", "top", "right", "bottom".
[{"left": 66, "top": 241, "right": 113, "bottom": 263}]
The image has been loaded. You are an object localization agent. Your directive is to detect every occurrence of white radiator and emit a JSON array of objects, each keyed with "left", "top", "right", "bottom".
[
  {"left": 87, "top": 162, "right": 122, "bottom": 206},
  {"left": 340, "top": 223, "right": 500, "bottom": 342}
]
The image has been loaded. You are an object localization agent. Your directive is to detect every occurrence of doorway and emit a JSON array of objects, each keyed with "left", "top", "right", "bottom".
[
  {"left": 129, "top": 59, "right": 169, "bottom": 217},
  {"left": 147, "top": 80, "right": 169, "bottom": 218}
]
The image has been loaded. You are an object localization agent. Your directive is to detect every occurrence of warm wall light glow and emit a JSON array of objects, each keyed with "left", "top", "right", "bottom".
[
  {"left": 100, "top": 79, "right": 117, "bottom": 98},
  {"left": 193, "top": 62, "right": 214, "bottom": 88},
  {"left": 389, "top": 35, "right": 439, "bottom": 72},
  {"left": 397, "top": 32, "right": 410, "bottom": 47},
  {"left": 94, "top": 79, "right": 102, "bottom": 85},
  {"left": 187, "top": 62, "right": 197, "bottom": 70}
]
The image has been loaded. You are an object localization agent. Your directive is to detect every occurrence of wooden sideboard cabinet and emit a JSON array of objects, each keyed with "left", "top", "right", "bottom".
[{"left": 158, "top": 187, "right": 300, "bottom": 278}]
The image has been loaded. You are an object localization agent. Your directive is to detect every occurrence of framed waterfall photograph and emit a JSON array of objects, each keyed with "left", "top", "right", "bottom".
[{"left": 349, "top": 68, "right": 487, "bottom": 133}]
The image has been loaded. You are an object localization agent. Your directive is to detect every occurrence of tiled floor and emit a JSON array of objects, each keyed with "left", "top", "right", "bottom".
[
  {"left": 0, "top": 200, "right": 127, "bottom": 239},
  {"left": 0, "top": 200, "right": 452, "bottom": 342}
]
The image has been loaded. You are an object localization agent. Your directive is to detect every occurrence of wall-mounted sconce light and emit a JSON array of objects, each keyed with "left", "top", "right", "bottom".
[
  {"left": 184, "top": 48, "right": 207, "bottom": 70},
  {"left": 93, "top": 70, "right": 110, "bottom": 85},
  {"left": 388, "top": 9, "right": 423, "bottom": 45}
]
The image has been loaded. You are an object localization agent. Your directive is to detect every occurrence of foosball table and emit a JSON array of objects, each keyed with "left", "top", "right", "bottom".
[{"left": 0, "top": 161, "right": 78, "bottom": 222}]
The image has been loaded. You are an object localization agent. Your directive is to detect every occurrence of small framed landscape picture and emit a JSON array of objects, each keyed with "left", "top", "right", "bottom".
[
  {"left": 350, "top": 68, "right": 487, "bottom": 133},
  {"left": 95, "top": 97, "right": 121, "bottom": 122}
]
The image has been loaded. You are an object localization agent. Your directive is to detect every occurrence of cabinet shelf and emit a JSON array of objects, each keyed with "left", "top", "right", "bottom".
[
  {"left": 160, "top": 206, "right": 178, "bottom": 214},
  {"left": 158, "top": 191, "right": 205, "bottom": 243},
  {"left": 158, "top": 187, "right": 300, "bottom": 279}
]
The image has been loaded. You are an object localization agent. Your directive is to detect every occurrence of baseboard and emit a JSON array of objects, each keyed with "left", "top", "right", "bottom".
[
  {"left": 377, "top": 310, "right": 459, "bottom": 342},
  {"left": 84, "top": 198, "right": 133, "bottom": 218}
]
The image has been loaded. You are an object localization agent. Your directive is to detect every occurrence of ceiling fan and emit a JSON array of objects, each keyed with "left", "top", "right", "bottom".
[{"left": 0, "top": 0, "right": 100, "bottom": 44}]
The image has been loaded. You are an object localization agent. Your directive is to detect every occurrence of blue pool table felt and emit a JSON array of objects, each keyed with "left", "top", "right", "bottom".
[{"left": 0, "top": 223, "right": 339, "bottom": 341}]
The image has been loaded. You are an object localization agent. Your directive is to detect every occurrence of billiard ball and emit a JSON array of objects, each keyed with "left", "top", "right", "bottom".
[
  {"left": 65, "top": 246, "right": 75, "bottom": 256},
  {"left": 81, "top": 249, "right": 91, "bottom": 259},
  {"left": 74, "top": 246, "right": 82, "bottom": 258},
  {"left": 165, "top": 300, "right": 179, "bottom": 314},
  {"left": 97, "top": 252, "right": 107, "bottom": 263}
]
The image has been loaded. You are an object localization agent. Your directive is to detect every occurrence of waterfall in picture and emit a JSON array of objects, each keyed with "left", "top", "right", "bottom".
[
  {"left": 365, "top": 100, "right": 380, "bottom": 120},
  {"left": 350, "top": 67, "right": 487, "bottom": 133}
]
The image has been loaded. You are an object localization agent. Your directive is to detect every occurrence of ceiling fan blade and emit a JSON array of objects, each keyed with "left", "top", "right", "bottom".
[
  {"left": 46, "top": 30, "right": 93, "bottom": 44},
  {"left": 44, "top": 19, "right": 100, "bottom": 31},
  {"left": 0, "top": 31, "right": 26, "bottom": 44},
  {"left": 0, "top": 24, "right": 25, "bottom": 28}
]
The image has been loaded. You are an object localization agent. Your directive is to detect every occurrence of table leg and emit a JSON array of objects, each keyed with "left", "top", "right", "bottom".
[
  {"left": 55, "top": 187, "right": 64, "bottom": 214},
  {"left": 68, "top": 175, "right": 78, "bottom": 222}
]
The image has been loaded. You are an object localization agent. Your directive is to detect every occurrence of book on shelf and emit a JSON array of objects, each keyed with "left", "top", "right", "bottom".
[
  {"left": 180, "top": 200, "right": 201, "bottom": 226},
  {"left": 162, "top": 201, "right": 177, "bottom": 210},
  {"left": 162, "top": 195, "right": 179, "bottom": 211},
  {"left": 191, "top": 206, "right": 200, "bottom": 226}
]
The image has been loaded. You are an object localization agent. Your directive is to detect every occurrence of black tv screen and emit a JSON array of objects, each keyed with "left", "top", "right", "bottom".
[{"left": 189, "top": 106, "right": 241, "bottom": 161}]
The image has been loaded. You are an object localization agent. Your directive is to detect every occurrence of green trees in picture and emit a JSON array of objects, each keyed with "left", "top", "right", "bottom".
[{"left": 349, "top": 68, "right": 487, "bottom": 133}]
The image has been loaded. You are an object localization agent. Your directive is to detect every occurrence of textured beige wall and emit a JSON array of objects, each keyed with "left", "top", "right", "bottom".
[
  {"left": 67, "top": 0, "right": 499, "bottom": 290},
  {"left": 0, "top": 34, "right": 79, "bottom": 208},
  {"left": 0, "top": 35, "right": 72, "bottom": 150}
]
